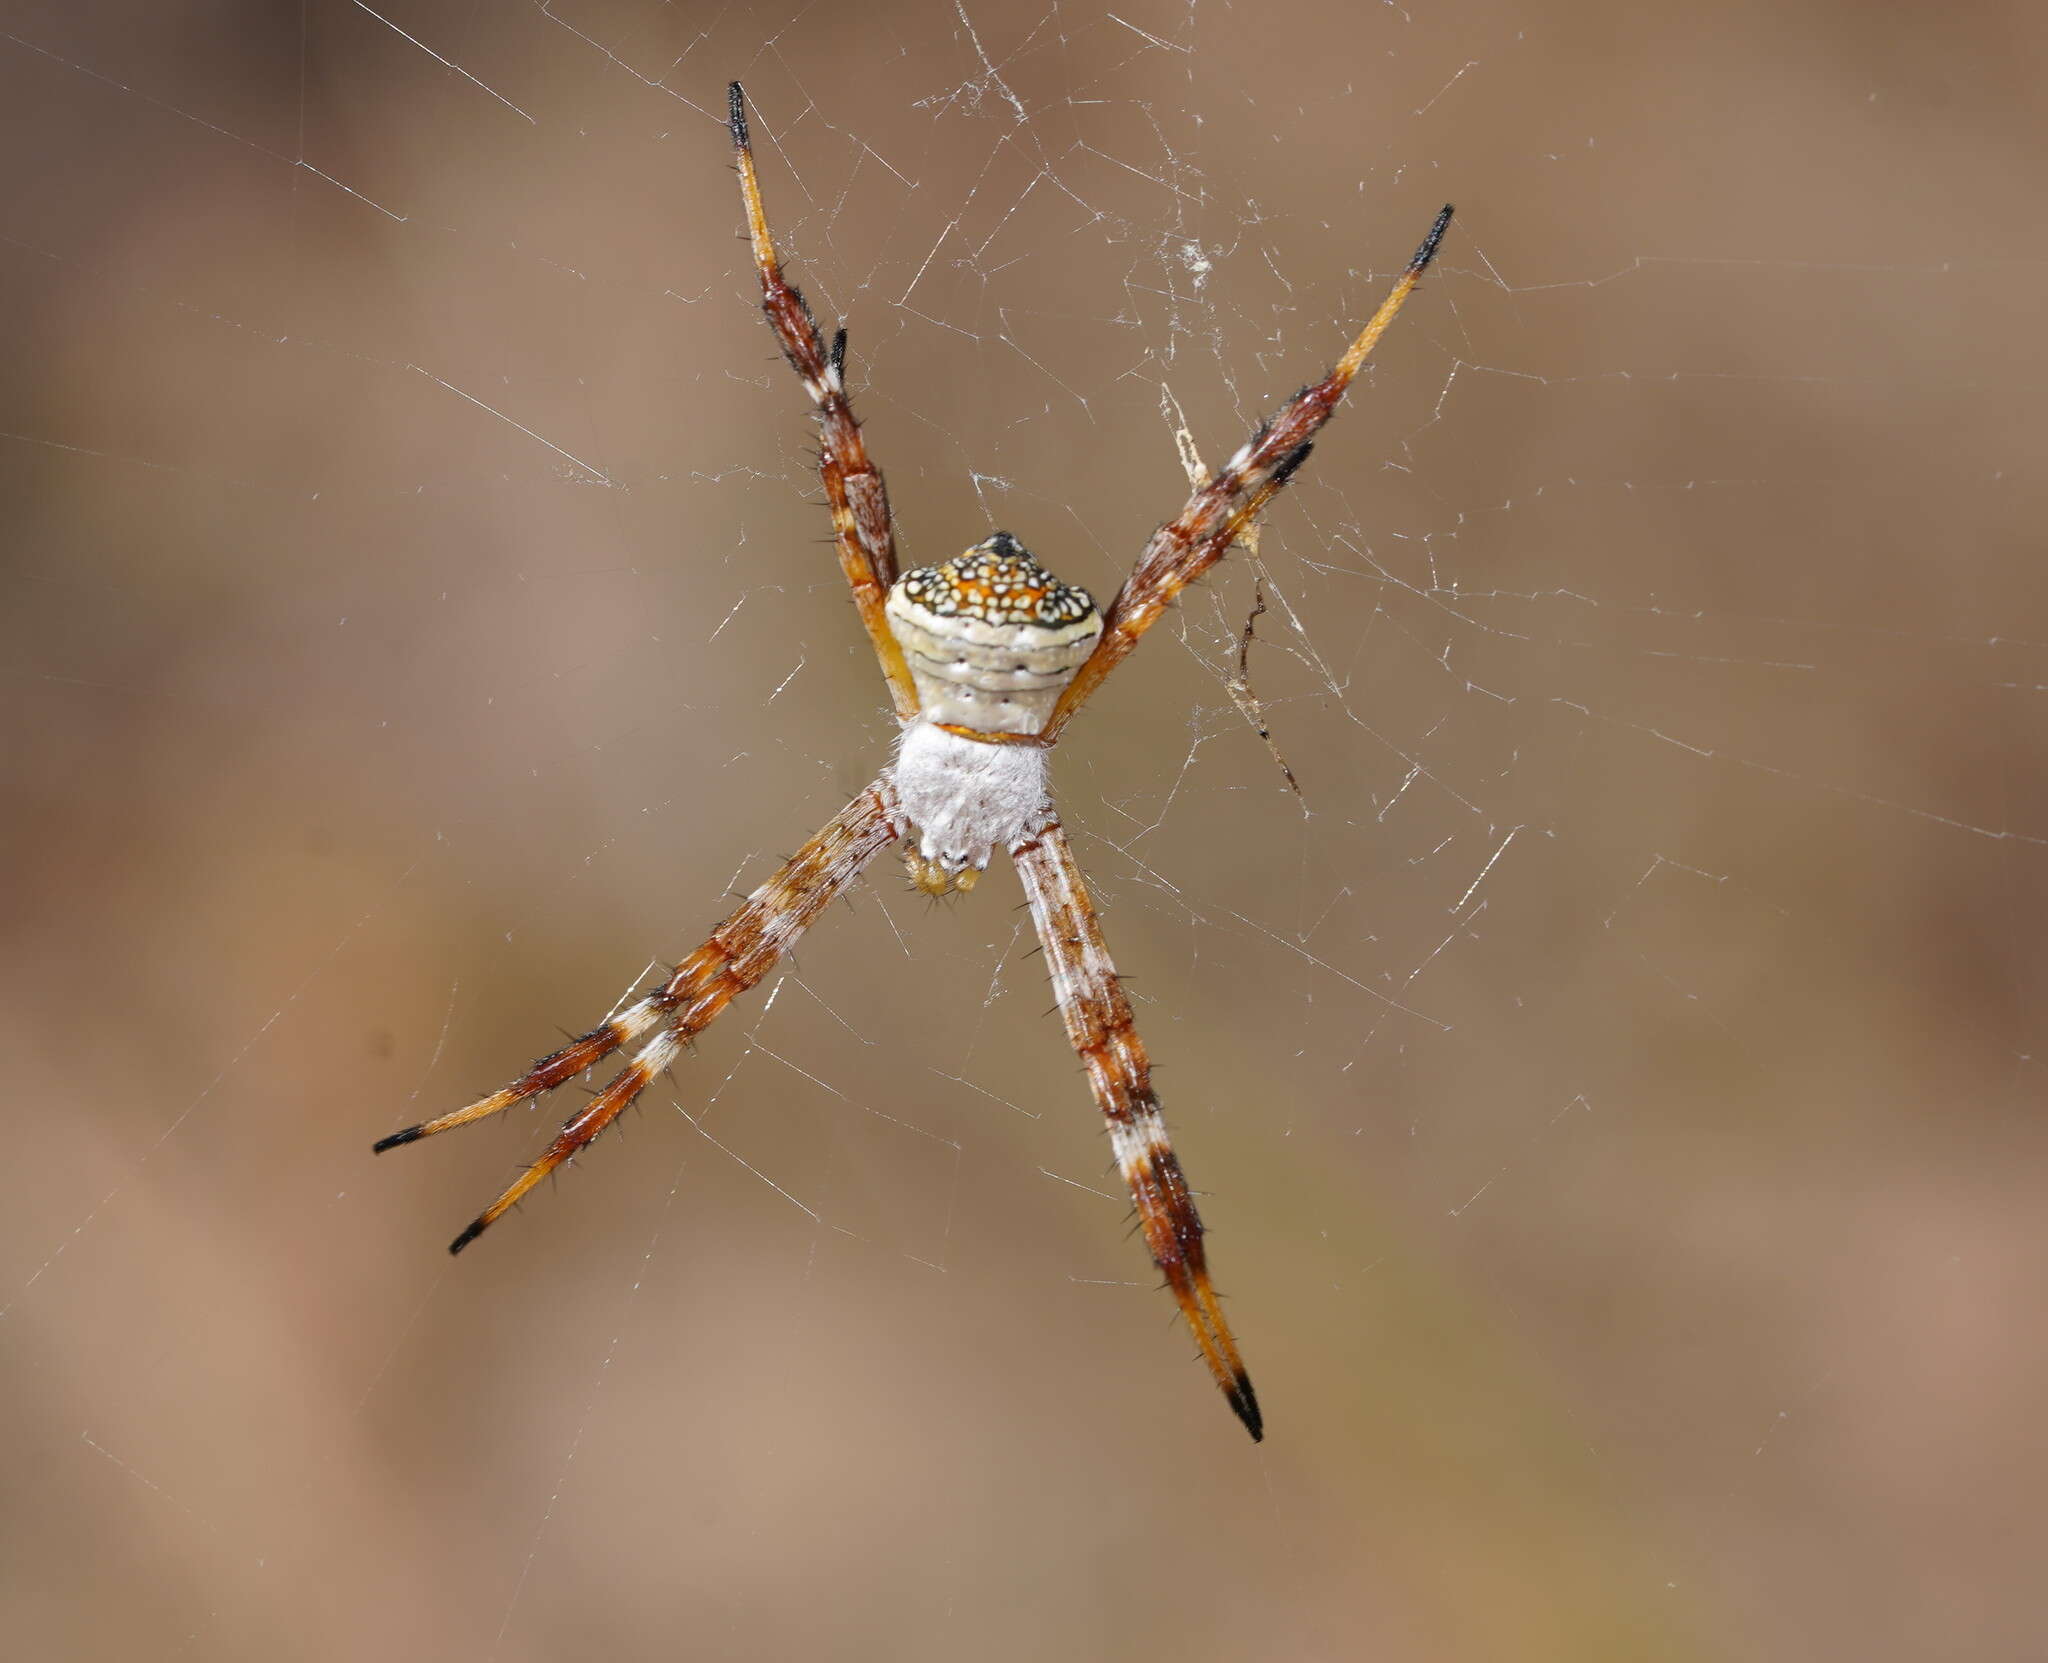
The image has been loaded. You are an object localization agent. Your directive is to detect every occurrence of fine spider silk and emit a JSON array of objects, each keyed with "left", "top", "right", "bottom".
[{"left": 376, "top": 83, "right": 1451, "bottom": 1442}]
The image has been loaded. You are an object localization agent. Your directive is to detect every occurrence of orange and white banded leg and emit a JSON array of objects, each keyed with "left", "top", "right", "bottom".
[
  {"left": 729, "top": 81, "right": 919, "bottom": 723},
  {"left": 373, "top": 780, "right": 900, "bottom": 1253},
  {"left": 1012, "top": 818, "right": 1262, "bottom": 1441},
  {"left": 1040, "top": 204, "right": 1453, "bottom": 742}
]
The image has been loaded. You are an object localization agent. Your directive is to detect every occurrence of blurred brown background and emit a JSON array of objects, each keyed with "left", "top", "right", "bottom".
[{"left": 3, "top": 1, "right": 2043, "bottom": 1658}]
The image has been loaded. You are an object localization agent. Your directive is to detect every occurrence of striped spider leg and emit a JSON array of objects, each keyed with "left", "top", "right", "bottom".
[
  {"left": 1013, "top": 820, "right": 1262, "bottom": 1438},
  {"left": 374, "top": 782, "right": 898, "bottom": 1253},
  {"left": 1039, "top": 202, "right": 1453, "bottom": 742},
  {"left": 729, "top": 82, "right": 919, "bottom": 723}
]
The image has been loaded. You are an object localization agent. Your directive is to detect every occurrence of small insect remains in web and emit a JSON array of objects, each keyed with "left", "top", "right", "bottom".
[{"left": 375, "top": 82, "right": 1451, "bottom": 1443}]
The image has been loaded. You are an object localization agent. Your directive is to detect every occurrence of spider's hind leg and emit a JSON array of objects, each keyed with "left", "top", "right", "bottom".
[
  {"left": 1012, "top": 817, "right": 1263, "bottom": 1441},
  {"left": 372, "top": 1011, "right": 660, "bottom": 1152},
  {"left": 376, "top": 780, "right": 900, "bottom": 1251}
]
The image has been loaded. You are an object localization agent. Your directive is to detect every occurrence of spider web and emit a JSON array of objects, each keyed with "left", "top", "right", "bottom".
[{"left": 3, "top": 3, "right": 2044, "bottom": 1659}]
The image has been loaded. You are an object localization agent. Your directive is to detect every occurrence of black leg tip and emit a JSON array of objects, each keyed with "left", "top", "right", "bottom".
[
  {"left": 728, "top": 82, "right": 748, "bottom": 148},
  {"left": 1231, "top": 1372, "right": 1264, "bottom": 1442},
  {"left": 1410, "top": 204, "right": 1455, "bottom": 274},
  {"left": 448, "top": 1219, "right": 487, "bottom": 1256},
  {"left": 372, "top": 1125, "right": 424, "bottom": 1154}
]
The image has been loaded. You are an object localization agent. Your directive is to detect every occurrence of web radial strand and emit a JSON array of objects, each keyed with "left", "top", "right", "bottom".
[{"left": 1012, "top": 819, "right": 1263, "bottom": 1441}]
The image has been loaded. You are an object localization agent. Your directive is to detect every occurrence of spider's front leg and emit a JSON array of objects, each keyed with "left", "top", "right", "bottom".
[
  {"left": 1040, "top": 204, "right": 1454, "bottom": 742},
  {"left": 1012, "top": 818, "right": 1263, "bottom": 1441},
  {"left": 729, "top": 82, "right": 920, "bottom": 723},
  {"left": 373, "top": 780, "right": 899, "bottom": 1252}
]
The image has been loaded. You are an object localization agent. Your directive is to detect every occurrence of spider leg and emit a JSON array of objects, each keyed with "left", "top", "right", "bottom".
[
  {"left": 372, "top": 780, "right": 900, "bottom": 1251},
  {"left": 729, "top": 82, "right": 920, "bottom": 723},
  {"left": 1012, "top": 817, "right": 1263, "bottom": 1441},
  {"left": 1040, "top": 205, "right": 1453, "bottom": 743}
]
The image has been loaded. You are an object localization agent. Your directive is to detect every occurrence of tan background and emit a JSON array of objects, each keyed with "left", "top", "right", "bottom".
[{"left": 3, "top": 1, "right": 2042, "bottom": 1658}]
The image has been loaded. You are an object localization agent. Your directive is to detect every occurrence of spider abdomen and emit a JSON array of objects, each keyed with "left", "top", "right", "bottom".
[{"left": 884, "top": 532, "right": 1101, "bottom": 736}]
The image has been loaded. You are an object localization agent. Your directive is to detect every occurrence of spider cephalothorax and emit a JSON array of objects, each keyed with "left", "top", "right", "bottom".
[
  {"left": 373, "top": 81, "right": 1452, "bottom": 1443},
  {"left": 886, "top": 533, "right": 1102, "bottom": 894}
]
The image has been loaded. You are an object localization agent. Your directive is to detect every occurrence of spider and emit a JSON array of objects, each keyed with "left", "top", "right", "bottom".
[{"left": 375, "top": 82, "right": 1451, "bottom": 1442}]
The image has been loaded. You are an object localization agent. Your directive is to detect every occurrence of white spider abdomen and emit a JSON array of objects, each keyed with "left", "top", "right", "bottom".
[{"left": 883, "top": 532, "right": 1103, "bottom": 888}]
